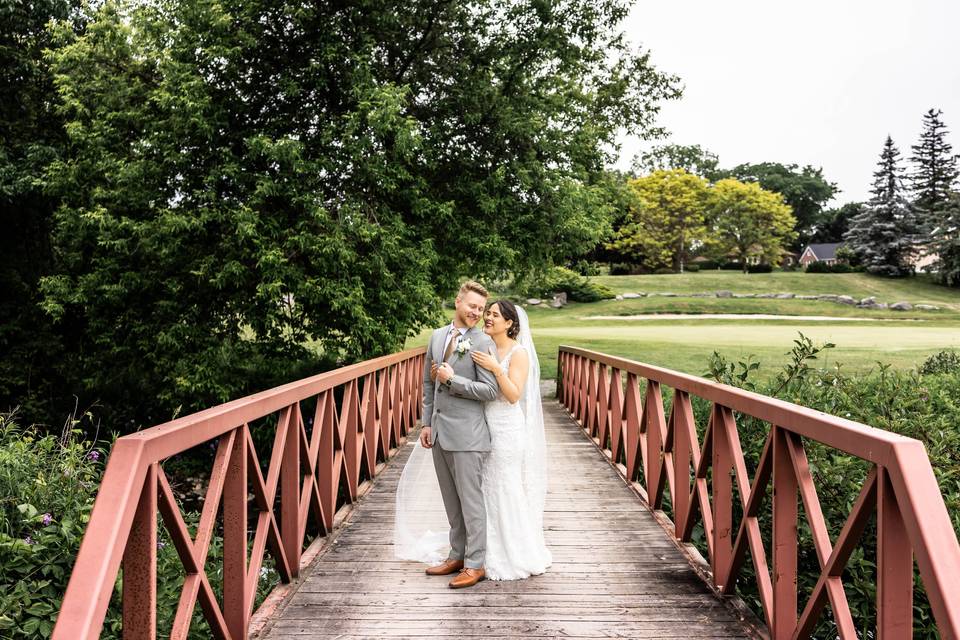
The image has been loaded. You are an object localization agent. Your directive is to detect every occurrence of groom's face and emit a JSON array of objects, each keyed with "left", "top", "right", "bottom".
[{"left": 455, "top": 291, "right": 487, "bottom": 327}]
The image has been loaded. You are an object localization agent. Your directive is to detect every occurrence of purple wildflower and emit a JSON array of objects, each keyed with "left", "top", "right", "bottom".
[
  {"left": 87, "top": 450, "right": 100, "bottom": 462},
  {"left": 23, "top": 536, "right": 34, "bottom": 545},
  {"left": 41, "top": 513, "right": 53, "bottom": 526},
  {"left": 157, "top": 541, "right": 166, "bottom": 550}
]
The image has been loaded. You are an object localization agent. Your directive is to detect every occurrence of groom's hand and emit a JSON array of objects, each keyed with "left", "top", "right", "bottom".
[
  {"left": 420, "top": 426, "right": 433, "bottom": 448},
  {"left": 436, "top": 363, "right": 454, "bottom": 383}
]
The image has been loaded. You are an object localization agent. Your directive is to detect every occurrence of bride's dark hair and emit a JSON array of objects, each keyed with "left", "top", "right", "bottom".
[{"left": 492, "top": 299, "right": 521, "bottom": 339}]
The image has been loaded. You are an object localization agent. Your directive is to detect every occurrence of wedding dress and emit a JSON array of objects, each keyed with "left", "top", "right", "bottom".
[{"left": 393, "top": 307, "right": 551, "bottom": 580}]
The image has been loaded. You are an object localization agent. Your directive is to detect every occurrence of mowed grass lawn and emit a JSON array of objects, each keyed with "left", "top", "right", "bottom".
[{"left": 405, "top": 272, "right": 960, "bottom": 381}]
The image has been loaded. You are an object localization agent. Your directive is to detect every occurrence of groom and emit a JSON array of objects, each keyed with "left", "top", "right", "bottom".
[{"left": 420, "top": 280, "right": 499, "bottom": 588}]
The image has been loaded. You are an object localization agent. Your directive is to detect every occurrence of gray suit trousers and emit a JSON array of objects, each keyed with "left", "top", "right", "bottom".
[{"left": 432, "top": 439, "right": 486, "bottom": 568}]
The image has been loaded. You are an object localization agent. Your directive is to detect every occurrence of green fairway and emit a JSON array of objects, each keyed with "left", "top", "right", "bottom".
[{"left": 406, "top": 272, "right": 960, "bottom": 381}]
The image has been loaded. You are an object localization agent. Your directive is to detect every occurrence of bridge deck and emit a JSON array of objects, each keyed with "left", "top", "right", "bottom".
[{"left": 258, "top": 395, "right": 756, "bottom": 639}]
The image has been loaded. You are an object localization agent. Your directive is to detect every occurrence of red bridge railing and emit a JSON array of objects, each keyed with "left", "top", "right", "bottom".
[
  {"left": 558, "top": 346, "right": 960, "bottom": 640},
  {"left": 53, "top": 347, "right": 425, "bottom": 639}
]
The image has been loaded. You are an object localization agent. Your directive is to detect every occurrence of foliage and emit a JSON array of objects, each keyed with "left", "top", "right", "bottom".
[
  {"left": 918, "top": 349, "right": 960, "bottom": 375},
  {"left": 632, "top": 143, "right": 723, "bottom": 180},
  {"left": 607, "top": 169, "right": 710, "bottom": 272},
  {"left": 805, "top": 261, "right": 854, "bottom": 273},
  {"left": 844, "top": 137, "right": 919, "bottom": 277},
  {"left": 705, "top": 179, "right": 797, "bottom": 271},
  {"left": 929, "top": 191, "right": 960, "bottom": 286},
  {"left": 524, "top": 266, "right": 615, "bottom": 302},
  {"left": 746, "top": 263, "right": 773, "bottom": 273},
  {"left": 909, "top": 109, "right": 958, "bottom": 230},
  {"left": 33, "top": 0, "right": 680, "bottom": 430},
  {"left": 684, "top": 263, "right": 700, "bottom": 272},
  {"left": 0, "top": 413, "right": 280, "bottom": 638},
  {"left": 704, "top": 339, "right": 960, "bottom": 638},
  {"left": 0, "top": 0, "right": 82, "bottom": 424},
  {"left": 810, "top": 202, "right": 864, "bottom": 244},
  {"left": 721, "top": 162, "right": 838, "bottom": 248}
]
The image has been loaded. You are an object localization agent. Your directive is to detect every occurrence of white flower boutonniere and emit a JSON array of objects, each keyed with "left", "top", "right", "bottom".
[{"left": 454, "top": 337, "right": 472, "bottom": 359}]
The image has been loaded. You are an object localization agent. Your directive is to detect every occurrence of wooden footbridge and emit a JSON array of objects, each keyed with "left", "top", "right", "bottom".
[{"left": 52, "top": 346, "right": 960, "bottom": 639}]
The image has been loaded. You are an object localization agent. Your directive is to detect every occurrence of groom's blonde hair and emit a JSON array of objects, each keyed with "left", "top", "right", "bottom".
[{"left": 457, "top": 280, "right": 489, "bottom": 299}]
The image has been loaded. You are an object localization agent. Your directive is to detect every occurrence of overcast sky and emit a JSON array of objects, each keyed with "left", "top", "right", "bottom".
[{"left": 615, "top": 0, "right": 960, "bottom": 205}]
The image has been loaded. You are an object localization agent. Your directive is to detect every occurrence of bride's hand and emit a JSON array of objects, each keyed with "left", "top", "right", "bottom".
[{"left": 471, "top": 349, "right": 499, "bottom": 372}]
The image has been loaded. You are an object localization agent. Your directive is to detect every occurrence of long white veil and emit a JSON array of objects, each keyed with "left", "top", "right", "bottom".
[{"left": 393, "top": 306, "right": 548, "bottom": 562}]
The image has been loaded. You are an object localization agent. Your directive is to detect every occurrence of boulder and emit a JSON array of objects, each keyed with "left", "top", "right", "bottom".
[
  {"left": 526, "top": 298, "right": 542, "bottom": 305},
  {"left": 836, "top": 295, "right": 856, "bottom": 305},
  {"left": 756, "top": 293, "right": 776, "bottom": 299},
  {"left": 689, "top": 292, "right": 711, "bottom": 297},
  {"left": 775, "top": 293, "right": 795, "bottom": 299},
  {"left": 615, "top": 294, "right": 624, "bottom": 301},
  {"left": 915, "top": 304, "right": 940, "bottom": 311},
  {"left": 622, "top": 292, "right": 642, "bottom": 299},
  {"left": 876, "top": 303, "right": 889, "bottom": 309},
  {"left": 796, "top": 295, "right": 818, "bottom": 300},
  {"left": 715, "top": 290, "right": 733, "bottom": 298},
  {"left": 890, "top": 301, "right": 913, "bottom": 311},
  {"left": 659, "top": 292, "right": 678, "bottom": 297},
  {"left": 818, "top": 294, "right": 839, "bottom": 301},
  {"left": 549, "top": 298, "right": 564, "bottom": 308},
  {"left": 859, "top": 296, "right": 876, "bottom": 306},
  {"left": 733, "top": 293, "right": 756, "bottom": 298},
  {"left": 553, "top": 292, "right": 568, "bottom": 305}
]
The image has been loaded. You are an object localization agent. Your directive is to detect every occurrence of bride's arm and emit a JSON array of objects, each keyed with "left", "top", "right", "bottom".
[{"left": 494, "top": 349, "right": 528, "bottom": 404}]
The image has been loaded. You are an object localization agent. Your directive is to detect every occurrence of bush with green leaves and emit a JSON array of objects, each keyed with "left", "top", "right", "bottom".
[
  {"left": 523, "top": 266, "right": 615, "bottom": 303},
  {"left": 0, "top": 416, "right": 279, "bottom": 638},
  {"left": 919, "top": 349, "right": 960, "bottom": 375},
  {"left": 702, "top": 337, "right": 960, "bottom": 638},
  {"left": 805, "top": 260, "right": 854, "bottom": 273}
]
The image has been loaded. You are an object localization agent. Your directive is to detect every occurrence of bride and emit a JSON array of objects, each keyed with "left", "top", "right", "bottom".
[{"left": 393, "top": 300, "right": 551, "bottom": 581}]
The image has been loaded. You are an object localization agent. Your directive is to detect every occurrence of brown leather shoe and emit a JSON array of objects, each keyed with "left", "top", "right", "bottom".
[
  {"left": 448, "top": 567, "right": 485, "bottom": 589},
  {"left": 425, "top": 558, "right": 464, "bottom": 576}
]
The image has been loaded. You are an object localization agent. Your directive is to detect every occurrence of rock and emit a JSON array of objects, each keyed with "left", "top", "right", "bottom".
[
  {"left": 715, "top": 290, "right": 733, "bottom": 298},
  {"left": 549, "top": 298, "right": 564, "bottom": 308},
  {"left": 775, "top": 293, "right": 795, "bottom": 299},
  {"left": 796, "top": 295, "right": 818, "bottom": 300},
  {"left": 876, "top": 303, "right": 888, "bottom": 309},
  {"left": 615, "top": 294, "right": 624, "bottom": 301},
  {"left": 756, "top": 293, "right": 776, "bottom": 299},
  {"left": 659, "top": 292, "right": 678, "bottom": 297},
  {"left": 622, "top": 292, "right": 642, "bottom": 299},
  {"left": 526, "top": 298, "right": 542, "bottom": 305},
  {"left": 733, "top": 293, "right": 756, "bottom": 298},
  {"left": 915, "top": 304, "right": 939, "bottom": 310},
  {"left": 890, "top": 301, "right": 913, "bottom": 311},
  {"left": 836, "top": 295, "right": 856, "bottom": 305},
  {"left": 818, "top": 294, "right": 839, "bottom": 301},
  {"left": 859, "top": 296, "right": 876, "bottom": 306},
  {"left": 689, "top": 292, "right": 711, "bottom": 298},
  {"left": 553, "top": 292, "right": 568, "bottom": 305}
]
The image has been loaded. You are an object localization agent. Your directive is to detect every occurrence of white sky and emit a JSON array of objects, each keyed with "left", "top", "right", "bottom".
[{"left": 615, "top": 0, "right": 960, "bottom": 205}]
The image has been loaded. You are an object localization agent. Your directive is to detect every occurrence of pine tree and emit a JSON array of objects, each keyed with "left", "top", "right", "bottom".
[
  {"left": 909, "top": 109, "right": 958, "bottom": 226},
  {"left": 930, "top": 192, "right": 960, "bottom": 286},
  {"left": 844, "top": 136, "right": 918, "bottom": 276}
]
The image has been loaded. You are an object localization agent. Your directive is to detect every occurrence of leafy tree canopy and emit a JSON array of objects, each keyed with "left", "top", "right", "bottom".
[
  {"left": 632, "top": 143, "right": 723, "bottom": 181},
  {"left": 36, "top": 0, "right": 680, "bottom": 427}
]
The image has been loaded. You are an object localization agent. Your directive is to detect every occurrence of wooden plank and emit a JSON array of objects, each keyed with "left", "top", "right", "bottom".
[{"left": 257, "top": 399, "right": 758, "bottom": 639}]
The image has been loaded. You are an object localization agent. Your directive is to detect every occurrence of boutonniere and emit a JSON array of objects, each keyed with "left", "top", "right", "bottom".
[{"left": 454, "top": 337, "right": 472, "bottom": 359}]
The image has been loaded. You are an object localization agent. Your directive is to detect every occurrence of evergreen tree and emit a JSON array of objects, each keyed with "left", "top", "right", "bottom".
[
  {"left": 909, "top": 109, "right": 958, "bottom": 229},
  {"left": 844, "top": 137, "right": 918, "bottom": 276},
  {"left": 929, "top": 192, "right": 960, "bottom": 286}
]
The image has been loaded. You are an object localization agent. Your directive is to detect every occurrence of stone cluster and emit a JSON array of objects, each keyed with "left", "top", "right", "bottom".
[{"left": 605, "top": 291, "right": 939, "bottom": 311}]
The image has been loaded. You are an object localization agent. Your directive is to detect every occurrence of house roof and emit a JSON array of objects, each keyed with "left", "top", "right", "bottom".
[{"left": 803, "top": 243, "right": 842, "bottom": 260}]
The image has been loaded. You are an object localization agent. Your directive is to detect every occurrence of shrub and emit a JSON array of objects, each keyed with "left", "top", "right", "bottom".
[
  {"left": 746, "top": 263, "right": 773, "bottom": 273},
  {"left": 720, "top": 261, "right": 743, "bottom": 270},
  {"left": 525, "top": 266, "right": 615, "bottom": 303},
  {"left": 805, "top": 261, "right": 853, "bottom": 273},
  {"left": 703, "top": 339, "right": 960, "bottom": 639},
  {"left": 919, "top": 350, "right": 960, "bottom": 376},
  {"left": 568, "top": 260, "right": 601, "bottom": 276},
  {"left": 653, "top": 267, "right": 675, "bottom": 275},
  {"left": 684, "top": 264, "right": 700, "bottom": 272},
  {"left": 609, "top": 263, "right": 637, "bottom": 275},
  {"left": 0, "top": 416, "right": 279, "bottom": 638}
]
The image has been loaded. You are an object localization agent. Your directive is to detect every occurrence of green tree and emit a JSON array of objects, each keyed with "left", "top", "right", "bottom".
[
  {"left": 810, "top": 202, "right": 863, "bottom": 244},
  {"left": 0, "top": 0, "right": 81, "bottom": 424},
  {"left": 632, "top": 144, "right": 723, "bottom": 181},
  {"left": 843, "top": 136, "right": 918, "bottom": 277},
  {"left": 40, "top": 0, "right": 680, "bottom": 428},
  {"left": 607, "top": 169, "right": 709, "bottom": 272},
  {"left": 929, "top": 191, "right": 960, "bottom": 286},
  {"left": 723, "top": 162, "right": 837, "bottom": 248},
  {"left": 705, "top": 179, "right": 797, "bottom": 272},
  {"left": 909, "top": 109, "right": 958, "bottom": 227}
]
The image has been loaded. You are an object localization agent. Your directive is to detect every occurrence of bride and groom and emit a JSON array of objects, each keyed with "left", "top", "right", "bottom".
[{"left": 393, "top": 280, "right": 551, "bottom": 588}]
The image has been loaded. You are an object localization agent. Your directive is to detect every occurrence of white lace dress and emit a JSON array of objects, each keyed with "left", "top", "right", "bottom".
[{"left": 482, "top": 344, "right": 552, "bottom": 580}]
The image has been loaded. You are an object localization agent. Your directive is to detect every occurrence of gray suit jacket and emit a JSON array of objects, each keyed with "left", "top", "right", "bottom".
[{"left": 421, "top": 325, "right": 498, "bottom": 451}]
